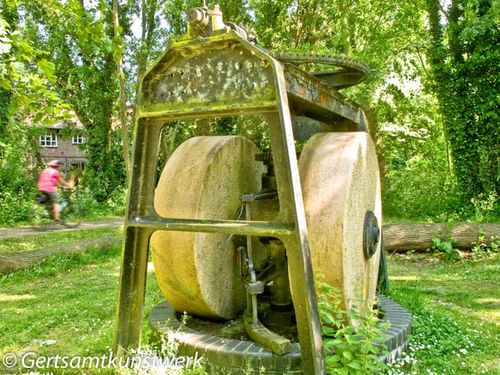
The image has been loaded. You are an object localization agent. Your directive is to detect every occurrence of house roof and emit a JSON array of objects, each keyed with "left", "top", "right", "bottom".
[{"left": 44, "top": 120, "right": 84, "bottom": 130}]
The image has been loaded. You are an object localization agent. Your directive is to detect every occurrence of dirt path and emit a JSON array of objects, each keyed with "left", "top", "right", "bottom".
[{"left": 0, "top": 219, "right": 123, "bottom": 239}]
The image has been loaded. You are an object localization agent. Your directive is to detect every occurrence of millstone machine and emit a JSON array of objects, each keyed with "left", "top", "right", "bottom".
[{"left": 114, "top": 4, "right": 409, "bottom": 374}]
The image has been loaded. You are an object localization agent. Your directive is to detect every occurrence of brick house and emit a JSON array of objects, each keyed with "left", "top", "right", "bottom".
[{"left": 38, "top": 122, "right": 87, "bottom": 172}]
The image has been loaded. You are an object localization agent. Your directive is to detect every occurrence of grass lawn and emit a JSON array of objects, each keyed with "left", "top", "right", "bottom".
[
  {"left": 386, "top": 252, "right": 499, "bottom": 374},
  {"left": 0, "top": 229, "right": 498, "bottom": 374},
  {"left": 0, "top": 227, "right": 121, "bottom": 254},
  {"left": 0, "top": 232, "right": 166, "bottom": 374}
]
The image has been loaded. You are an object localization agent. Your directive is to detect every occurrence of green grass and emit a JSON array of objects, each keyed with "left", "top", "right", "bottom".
[
  {"left": 1, "top": 231, "right": 499, "bottom": 374},
  {"left": 386, "top": 253, "right": 500, "bottom": 374},
  {"left": 0, "top": 227, "right": 121, "bottom": 254},
  {"left": 0, "top": 242, "right": 166, "bottom": 374}
]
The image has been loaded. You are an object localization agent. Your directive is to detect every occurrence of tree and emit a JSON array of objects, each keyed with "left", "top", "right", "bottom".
[
  {"left": 0, "top": 0, "right": 71, "bottom": 223},
  {"left": 426, "top": 0, "right": 499, "bottom": 204},
  {"left": 23, "top": 0, "right": 126, "bottom": 201}
]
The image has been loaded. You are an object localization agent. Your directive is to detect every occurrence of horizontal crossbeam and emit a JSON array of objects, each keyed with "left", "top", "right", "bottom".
[
  {"left": 284, "top": 64, "right": 364, "bottom": 128},
  {"left": 126, "top": 217, "right": 294, "bottom": 237}
]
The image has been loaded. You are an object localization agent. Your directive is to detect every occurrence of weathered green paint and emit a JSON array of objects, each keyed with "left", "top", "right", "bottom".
[{"left": 140, "top": 32, "right": 277, "bottom": 118}]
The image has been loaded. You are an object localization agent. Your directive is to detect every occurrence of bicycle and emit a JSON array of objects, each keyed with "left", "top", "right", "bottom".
[{"left": 29, "top": 188, "right": 81, "bottom": 231}]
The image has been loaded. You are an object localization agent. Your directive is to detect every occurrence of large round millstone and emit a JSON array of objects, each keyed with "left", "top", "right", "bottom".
[
  {"left": 298, "top": 132, "right": 382, "bottom": 319},
  {"left": 151, "top": 136, "right": 264, "bottom": 320}
]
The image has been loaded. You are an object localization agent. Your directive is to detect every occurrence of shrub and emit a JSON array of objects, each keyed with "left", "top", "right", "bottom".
[
  {"left": 318, "top": 282, "right": 388, "bottom": 374},
  {"left": 383, "top": 155, "right": 462, "bottom": 221},
  {"left": 73, "top": 187, "right": 126, "bottom": 218}
]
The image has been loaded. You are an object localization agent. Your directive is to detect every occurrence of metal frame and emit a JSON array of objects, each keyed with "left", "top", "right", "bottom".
[{"left": 115, "top": 29, "right": 365, "bottom": 375}]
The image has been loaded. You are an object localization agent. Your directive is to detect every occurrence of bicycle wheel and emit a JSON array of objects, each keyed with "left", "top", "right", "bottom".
[
  {"left": 60, "top": 203, "right": 81, "bottom": 228},
  {"left": 28, "top": 204, "right": 54, "bottom": 231}
]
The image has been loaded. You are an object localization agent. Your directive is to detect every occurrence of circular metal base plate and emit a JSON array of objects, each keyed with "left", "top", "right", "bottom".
[{"left": 149, "top": 296, "right": 411, "bottom": 374}]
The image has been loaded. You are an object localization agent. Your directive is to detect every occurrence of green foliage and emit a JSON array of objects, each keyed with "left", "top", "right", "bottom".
[
  {"left": 20, "top": 0, "right": 127, "bottom": 202},
  {"left": 73, "top": 186, "right": 126, "bottom": 218},
  {"left": 0, "top": 123, "right": 39, "bottom": 225},
  {"left": 383, "top": 156, "right": 462, "bottom": 221},
  {"left": 0, "top": 189, "right": 33, "bottom": 224},
  {"left": 0, "top": 1, "right": 71, "bottom": 225},
  {"left": 471, "top": 232, "right": 499, "bottom": 259},
  {"left": 469, "top": 191, "right": 499, "bottom": 222},
  {"left": 0, "top": 7, "right": 66, "bottom": 126},
  {"left": 430, "top": 237, "right": 461, "bottom": 262},
  {"left": 426, "top": 0, "right": 499, "bottom": 205},
  {"left": 318, "top": 282, "right": 387, "bottom": 374},
  {"left": 0, "top": 0, "right": 497, "bottom": 223}
]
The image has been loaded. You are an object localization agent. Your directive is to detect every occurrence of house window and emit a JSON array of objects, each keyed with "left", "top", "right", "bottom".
[
  {"left": 39, "top": 132, "right": 58, "bottom": 147},
  {"left": 72, "top": 134, "right": 85, "bottom": 144}
]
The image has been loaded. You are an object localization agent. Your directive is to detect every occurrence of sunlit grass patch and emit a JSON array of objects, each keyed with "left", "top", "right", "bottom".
[
  {"left": 0, "top": 243, "right": 165, "bottom": 374},
  {"left": 386, "top": 253, "right": 500, "bottom": 374},
  {"left": 0, "top": 227, "right": 122, "bottom": 254}
]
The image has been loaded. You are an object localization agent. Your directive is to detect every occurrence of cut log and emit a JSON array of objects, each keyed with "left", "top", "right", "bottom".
[{"left": 383, "top": 223, "right": 499, "bottom": 251}]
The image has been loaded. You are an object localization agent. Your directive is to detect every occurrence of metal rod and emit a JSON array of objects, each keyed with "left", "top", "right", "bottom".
[
  {"left": 127, "top": 217, "right": 294, "bottom": 237},
  {"left": 244, "top": 202, "right": 259, "bottom": 323}
]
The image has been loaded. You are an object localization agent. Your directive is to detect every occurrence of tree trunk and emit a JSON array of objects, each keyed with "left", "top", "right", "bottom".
[
  {"left": 383, "top": 223, "right": 500, "bottom": 251},
  {"left": 112, "top": 0, "right": 131, "bottom": 181}
]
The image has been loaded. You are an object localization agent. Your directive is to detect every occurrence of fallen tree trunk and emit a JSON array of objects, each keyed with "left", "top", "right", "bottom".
[{"left": 383, "top": 223, "right": 499, "bottom": 251}]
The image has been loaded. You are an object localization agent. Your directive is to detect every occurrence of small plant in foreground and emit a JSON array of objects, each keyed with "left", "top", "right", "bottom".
[
  {"left": 318, "top": 282, "right": 388, "bottom": 374},
  {"left": 471, "top": 232, "right": 499, "bottom": 259},
  {"left": 430, "top": 237, "right": 460, "bottom": 261}
]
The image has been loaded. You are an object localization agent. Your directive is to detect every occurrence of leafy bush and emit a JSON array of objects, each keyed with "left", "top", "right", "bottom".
[
  {"left": 0, "top": 135, "right": 39, "bottom": 224},
  {"left": 0, "top": 189, "right": 35, "bottom": 224},
  {"left": 73, "top": 187, "right": 126, "bottom": 219},
  {"left": 471, "top": 232, "right": 499, "bottom": 259},
  {"left": 469, "top": 191, "right": 499, "bottom": 222},
  {"left": 318, "top": 282, "right": 387, "bottom": 374},
  {"left": 430, "top": 237, "right": 460, "bottom": 261},
  {"left": 383, "top": 156, "right": 462, "bottom": 221}
]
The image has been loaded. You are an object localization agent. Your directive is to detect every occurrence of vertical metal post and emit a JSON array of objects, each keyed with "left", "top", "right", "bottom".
[
  {"left": 115, "top": 119, "right": 162, "bottom": 353},
  {"left": 265, "top": 61, "right": 326, "bottom": 375}
]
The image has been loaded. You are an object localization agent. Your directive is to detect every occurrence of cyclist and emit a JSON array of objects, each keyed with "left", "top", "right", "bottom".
[{"left": 37, "top": 160, "right": 72, "bottom": 224}]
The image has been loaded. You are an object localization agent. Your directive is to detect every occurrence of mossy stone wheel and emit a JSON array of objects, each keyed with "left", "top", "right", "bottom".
[
  {"left": 151, "top": 136, "right": 263, "bottom": 320},
  {"left": 298, "top": 132, "right": 382, "bottom": 323}
]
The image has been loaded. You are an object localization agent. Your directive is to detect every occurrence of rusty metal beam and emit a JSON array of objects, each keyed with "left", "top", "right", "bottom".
[
  {"left": 115, "top": 119, "right": 161, "bottom": 353},
  {"left": 284, "top": 64, "right": 365, "bottom": 130}
]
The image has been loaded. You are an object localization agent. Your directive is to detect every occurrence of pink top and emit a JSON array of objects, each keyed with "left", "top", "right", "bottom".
[{"left": 37, "top": 167, "right": 61, "bottom": 192}]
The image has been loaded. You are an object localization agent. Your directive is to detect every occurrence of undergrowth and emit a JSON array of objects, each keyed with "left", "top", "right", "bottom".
[{"left": 318, "top": 282, "right": 388, "bottom": 374}]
